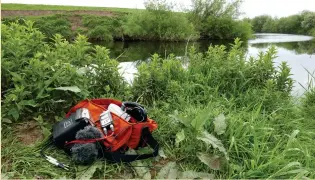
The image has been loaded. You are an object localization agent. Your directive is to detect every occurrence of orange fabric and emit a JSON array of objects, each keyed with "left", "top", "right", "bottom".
[{"left": 66, "top": 98, "right": 158, "bottom": 152}]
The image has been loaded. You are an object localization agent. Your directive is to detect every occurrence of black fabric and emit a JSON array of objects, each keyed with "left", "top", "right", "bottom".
[
  {"left": 121, "top": 102, "right": 148, "bottom": 122},
  {"left": 100, "top": 127, "right": 159, "bottom": 163}
]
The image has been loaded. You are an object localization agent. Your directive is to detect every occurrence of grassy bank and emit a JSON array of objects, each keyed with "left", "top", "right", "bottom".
[
  {"left": 1, "top": 1, "right": 253, "bottom": 41},
  {"left": 1, "top": 3, "right": 139, "bottom": 13},
  {"left": 2, "top": 20, "right": 315, "bottom": 179}
]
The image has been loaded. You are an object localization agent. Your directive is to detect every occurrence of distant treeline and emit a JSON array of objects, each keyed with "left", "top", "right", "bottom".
[
  {"left": 2, "top": 0, "right": 253, "bottom": 42},
  {"left": 250, "top": 11, "right": 315, "bottom": 36}
]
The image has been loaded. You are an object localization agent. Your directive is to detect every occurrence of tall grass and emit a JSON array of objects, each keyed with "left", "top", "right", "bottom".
[{"left": 2, "top": 21, "right": 315, "bottom": 179}]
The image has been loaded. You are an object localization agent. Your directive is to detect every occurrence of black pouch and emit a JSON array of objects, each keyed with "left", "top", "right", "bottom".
[{"left": 52, "top": 108, "right": 90, "bottom": 148}]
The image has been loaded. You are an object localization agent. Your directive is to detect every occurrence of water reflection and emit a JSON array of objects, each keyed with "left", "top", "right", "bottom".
[
  {"left": 94, "top": 34, "right": 315, "bottom": 96},
  {"left": 250, "top": 40, "right": 315, "bottom": 55},
  {"left": 249, "top": 33, "right": 314, "bottom": 44},
  {"left": 92, "top": 39, "right": 237, "bottom": 62}
]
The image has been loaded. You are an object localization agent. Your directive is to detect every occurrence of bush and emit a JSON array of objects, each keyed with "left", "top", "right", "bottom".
[
  {"left": 82, "top": 15, "right": 126, "bottom": 41},
  {"left": 132, "top": 53, "right": 186, "bottom": 105},
  {"left": 132, "top": 38, "right": 293, "bottom": 111},
  {"left": 188, "top": 0, "right": 252, "bottom": 40},
  {"left": 1, "top": 21, "right": 128, "bottom": 121},
  {"left": 188, "top": 39, "right": 293, "bottom": 97},
  {"left": 123, "top": 2, "right": 198, "bottom": 41},
  {"left": 203, "top": 17, "right": 252, "bottom": 40}
]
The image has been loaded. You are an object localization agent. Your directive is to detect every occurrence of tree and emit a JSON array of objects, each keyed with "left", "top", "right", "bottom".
[
  {"left": 251, "top": 15, "right": 272, "bottom": 33},
  {"left": 189, "top": 0, "right": 242, "bottom": 29},
  {"left": 188, "top": 0, "right": 248, "bottom": 39},
  {"left": 301, "top": 11, "right": 315, "bottom": 34}
]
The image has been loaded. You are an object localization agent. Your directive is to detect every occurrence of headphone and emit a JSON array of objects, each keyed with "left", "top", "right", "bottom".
[{"left": 121, "top": 102, "right": 147, "bottom": 122}]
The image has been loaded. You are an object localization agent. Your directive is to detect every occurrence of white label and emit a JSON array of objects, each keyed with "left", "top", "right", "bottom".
[{"left": 64, "top": 118, "right": 73, "bottom": 128}]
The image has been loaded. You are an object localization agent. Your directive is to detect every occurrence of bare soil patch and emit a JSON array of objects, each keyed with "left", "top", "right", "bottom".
[{"left": 16, "top": 120, "right": 44, "bottom": 145}]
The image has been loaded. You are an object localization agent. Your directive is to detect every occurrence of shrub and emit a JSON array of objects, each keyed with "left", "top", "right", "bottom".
[
  {"left": 188, "top": 39, "right": 293, "bottom": 98},
  {"left": 123, "top": 1, "right": 198, "bottom": 41},
  {"left": 1, "top": 21, "right": 128, "bottom": 121},
  {"left": 82, "top": 15, "right": 126, "bottom": 41},
  {"left": 203, "top": 17, "right": 252, "bottom": 40},
  {"left": 132, "top": 53, "right": 186, "bottom": 105},
  {"left": 132, "top": 38, "right": 293, "bottom": 111}
]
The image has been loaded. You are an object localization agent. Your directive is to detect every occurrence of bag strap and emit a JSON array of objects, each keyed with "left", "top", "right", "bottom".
[{"left": 105, "top": 127, "right": 159, "bottom": 163}]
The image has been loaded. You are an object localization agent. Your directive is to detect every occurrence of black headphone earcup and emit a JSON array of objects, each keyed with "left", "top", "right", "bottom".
[{"left": 123, "top": 102, "right": 147, "bottom": 122}]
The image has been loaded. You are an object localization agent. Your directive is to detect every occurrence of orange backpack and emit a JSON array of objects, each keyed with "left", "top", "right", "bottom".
[{"left": 63, "top": 98, "right": 159, "bottom": 162}]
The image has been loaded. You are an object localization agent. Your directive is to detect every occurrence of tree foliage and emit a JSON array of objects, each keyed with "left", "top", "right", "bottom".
[
  {"left": 189, "top": 0, "right": 251, "bottom": 40},
  {"left": 251, "top": 11, "right": 315, "bottom": 36}
]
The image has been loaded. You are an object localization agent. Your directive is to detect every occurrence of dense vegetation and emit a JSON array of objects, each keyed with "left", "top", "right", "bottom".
[
  {"left": 2, "top": 20, "right": 315, "bottom": 179},
  {"left": 2, "top": 0, "right": 253, "bottom": 41},
  {"left": 251, "top": 11, "right": 315, "bottom": 36},
  {"left": 188, "top": 0, "right": 252, "bottom": 40}
]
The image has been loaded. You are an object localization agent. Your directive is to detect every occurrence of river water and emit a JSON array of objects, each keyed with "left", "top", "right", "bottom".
[{"left": 95, "top": 33, "right": 315, "bottom": 96}]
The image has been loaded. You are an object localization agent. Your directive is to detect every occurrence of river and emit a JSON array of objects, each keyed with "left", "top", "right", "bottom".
[{"left": 94, "top": 33, "right": 315, "bottom": 96}]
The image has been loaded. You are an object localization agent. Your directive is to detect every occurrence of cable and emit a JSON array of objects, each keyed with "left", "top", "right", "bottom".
[{"left": 40, "top": 136, "right": 70, "bottom": 171}]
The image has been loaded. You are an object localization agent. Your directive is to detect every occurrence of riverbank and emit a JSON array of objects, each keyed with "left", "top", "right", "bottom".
[
  {"left": 1, "top": 3, "right": 253, "bottom": 42},
  {"left": 1, "top": 3, "right": 138, "bottom": 14}
]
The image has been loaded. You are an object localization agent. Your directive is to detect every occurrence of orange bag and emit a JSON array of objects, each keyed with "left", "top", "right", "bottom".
[{"left": 64, "top": 98, "right": 159, "bottom": 162}]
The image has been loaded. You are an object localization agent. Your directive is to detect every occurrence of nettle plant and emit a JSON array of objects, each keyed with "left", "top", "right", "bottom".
[{"left": 1, "top": 20, "right": 127, "bottom": 122}]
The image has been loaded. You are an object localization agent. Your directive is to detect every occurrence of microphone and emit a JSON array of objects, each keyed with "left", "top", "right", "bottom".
[{"left": 70, "top": 126, "right": 104, "bottom": 165}]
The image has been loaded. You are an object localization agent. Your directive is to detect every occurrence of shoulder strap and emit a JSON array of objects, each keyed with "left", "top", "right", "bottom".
[{"left": 102, "top": 127, "right": 159, "bottom": 163}]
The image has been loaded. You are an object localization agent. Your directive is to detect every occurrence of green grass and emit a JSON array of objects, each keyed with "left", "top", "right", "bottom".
[{"left": 1, "top": 3, "right": 142, "bottom": 14}]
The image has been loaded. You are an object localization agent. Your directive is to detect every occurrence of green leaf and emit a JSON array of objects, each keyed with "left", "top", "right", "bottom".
[
  {"left": 8, "top": 108, "right": 19, "bottom": 120},
  {"left": 156, "top": 162, "right": 177, "bottom": 179},
  {"left": 175, "top": 129, "right": 185, "bottom": 147},
  {"left": 213, "top": 113, "right": 226, "bottom": 135},
  {"left": 267, "top": 162, "right": 304, "bottom": 179},
  {"left": 132, "top": 161, "right": 151, "bottom": 179},
  {"left": 37, "top": 68, "right": 64, "bottom": 99},
  {"left": 287, "top": 129, "right": 300, "bottom": 146},
  {"left": 34, "top": 115, "right": 44, "bottom": 124},
  {"left": 178, "top": 170, "right": 214, "bottom": 179},
  {"left": 10, "top": 71, "right": 23, "bottom": 82},
  {"left": 76, "top": 161, "right": 103, "bottom": 180},
  {"left": 55, "top": 86, "right": 81, "bottom": 93},
  {"left": 18, "top": 100, "right": 37, "bottom": 107},
  {"left": 197, "top": 152, "right": 225, "bottom": 170},
  {"left": 197, "top": 131, "right": 229, "bottom": 160},
  {"left": 169, "top": 110, "right": 191, "bottom": 127},
  {"left": 191, "top": 108, "right": 210, "bottom": 131},
  {"left": 2, "top": 118, "right": 12, "bottom": 124}
]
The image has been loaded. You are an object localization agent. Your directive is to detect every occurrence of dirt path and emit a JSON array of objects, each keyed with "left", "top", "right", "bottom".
[{"left": 1, "top": 10, "right": 115, "bottom": 17}]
